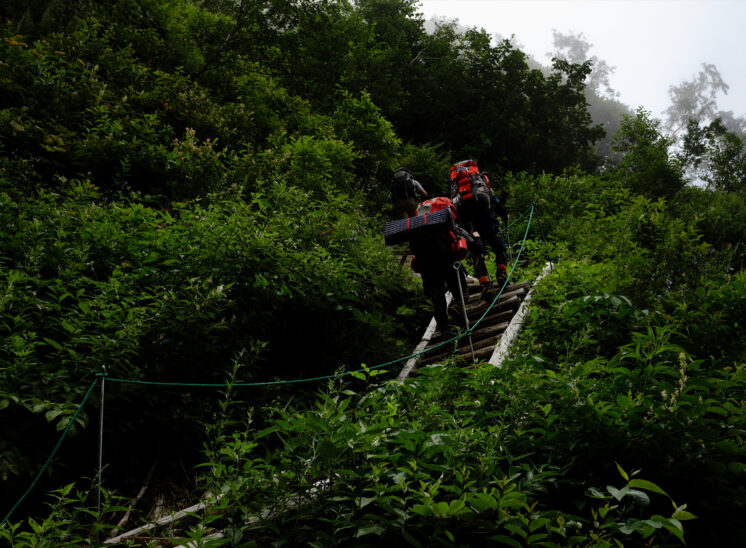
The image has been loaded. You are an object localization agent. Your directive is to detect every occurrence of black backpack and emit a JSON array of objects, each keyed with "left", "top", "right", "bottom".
[
  {"left": 449, "top": 160, "right": 492, "bottom": 217},
  {"left": 391, "top": 168, "right": 417, "bottom": 201}
]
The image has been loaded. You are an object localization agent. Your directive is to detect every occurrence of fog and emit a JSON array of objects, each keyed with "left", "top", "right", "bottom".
[{"left": 417, "top": 0, "right": 746, "bottom": 121}]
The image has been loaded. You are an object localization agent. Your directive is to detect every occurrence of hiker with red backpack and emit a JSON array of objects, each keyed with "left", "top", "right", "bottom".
[
  {"left": 409, "top": 196, "right": 471, "bottom": 337},
  {"left": 383, "top": 195, "right": 472, "bottom": 336},
  {"left": 390, "top": 167, "right": 427, "bottom": 219},
  {"left": 448, "top": 160, "right": 510, "bottom": 299}
]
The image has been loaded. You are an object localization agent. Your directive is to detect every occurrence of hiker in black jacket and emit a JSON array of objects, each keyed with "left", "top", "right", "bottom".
[{"left": 390, "top": 168, "right": 427, "bottom": 219}]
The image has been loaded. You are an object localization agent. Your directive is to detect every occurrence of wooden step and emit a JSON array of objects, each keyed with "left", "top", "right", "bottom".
[
  {"left": 400, "top": 277, "right": 534, "bottom": 377},
  {"left": 423, "top": 343, "right": 496, "bottom": 366},
  {"left": 452, "top": 289, "right": 525, "bottom": 321},
  {"left": 421, "top": 321, "right": 510, "bottom": 364},
  {"left": 466, "top": 280, "right": 530, "bottom": 303}
]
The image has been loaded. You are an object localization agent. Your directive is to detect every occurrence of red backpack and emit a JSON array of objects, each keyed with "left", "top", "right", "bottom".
[
  {"left": 416, "top": 196, "right": 458, "bottom": 220},
  {"left": 449, "top": 160, "right": 491, "bottom": 203},
  {"left": 415, "top": 197, "right": 467, "bottom": 260}
]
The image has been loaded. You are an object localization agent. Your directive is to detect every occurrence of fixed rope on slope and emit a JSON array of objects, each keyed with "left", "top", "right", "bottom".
[{"left": 1, "top": 374, "right": 103, "bottom": 528}]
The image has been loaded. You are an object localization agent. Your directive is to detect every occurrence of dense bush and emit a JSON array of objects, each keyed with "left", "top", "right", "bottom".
[{"left": 0, "top": 178, "right": 422, "bottom": 492}]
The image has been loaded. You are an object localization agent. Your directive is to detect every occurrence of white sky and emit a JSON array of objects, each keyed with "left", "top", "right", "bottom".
[{"left": 416, "top": 0, "right": 746, "bottom": 120}]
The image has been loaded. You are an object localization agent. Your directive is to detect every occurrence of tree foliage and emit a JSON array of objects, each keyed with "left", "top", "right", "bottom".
[
  {"left": 681, "top": 118, "right": 746, "bottom": 192},
  {"left": 612, "top": 108, "right": 685, "bottom": 199}
]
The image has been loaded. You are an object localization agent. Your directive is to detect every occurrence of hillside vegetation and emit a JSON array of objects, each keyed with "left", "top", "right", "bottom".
[{"left": 1, "top": 1, "right": 745, "bottom": 546}]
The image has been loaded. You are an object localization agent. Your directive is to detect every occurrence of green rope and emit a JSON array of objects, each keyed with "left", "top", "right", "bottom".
[
  {"left": 38, "top": 205, "right": 538, "bottom": 394},
  {"left": 1, "top": 375, "right": 102, "bottom": 528},
  {"left": 507, "top": 204, "right": 532, "bottom": 228},
  {"left": 103, "top": 330, "right": 459, "bottom": 388}
]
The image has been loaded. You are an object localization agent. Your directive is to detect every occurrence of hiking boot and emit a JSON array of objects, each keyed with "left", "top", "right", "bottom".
[
  {"left": 495, "top": 267, "right": 508, "bottom": 288},
  {"left": 480, "top": 282, "right": 494, "bottom": 302}
]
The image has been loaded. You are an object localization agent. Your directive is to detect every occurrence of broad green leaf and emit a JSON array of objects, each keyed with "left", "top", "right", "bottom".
[
  {"left": 411, "top": 504, "right": 431, "bottom": 517},
  {"left": 727, "top": 462, "right": 746, "bottom": 474},
  {"left": 672, "top": 506, "right": 697, "bottom": 521},
  {"left": 616, "top": 462, "right": 629, "bottom": 481},
  {"left": 607, "top": 485, "right": 628, "bottom": 501},
  {"left": 503, "top": 522, "right": 527, "bottom": 538},
  {"left": 433, "top": 501, "right": 449, "bottom": 516},
  {"left": 45, "top": 409, "right": 63, "bottom": 422},
  {"left": 355, "top": 525, "right": 385, "bottom": 537},
  {"left": 626, "top": 489, "right": 650, "bottom": 505},
  {"left": 628, "top": 479, "right": 670, "bottom": 498},
  {"left": 43, "top": 337, "right": 64, "bottom": 350},
  {"left": 60, "top": 319, "right": 77, "bottom": 333},
  {"left": 467, "top": 492, "right": 498, "bottom": 512},
  {"left": 529, "top": 517, "right": 551, "bottom": 532},
  {"left": 317, "top": 439, "right": 338, "bottom": 460}
]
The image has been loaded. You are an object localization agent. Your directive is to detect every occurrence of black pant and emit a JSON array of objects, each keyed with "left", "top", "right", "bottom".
[
  {"left": 460, "top": 202, "right": 507, "bottom": 280},
  {"left": 418, "top": 257, "right": 466, "bottom": 331}
]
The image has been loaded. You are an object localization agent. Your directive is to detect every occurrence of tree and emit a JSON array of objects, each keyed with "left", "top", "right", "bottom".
[
  {"left": 664, "top": 63, "right": 729, "bottom": 137},
  {"left": 399, "top": 25, "right": 603, "bottom": 174},
  {"left": 550, "top": 30, "right": 618, "bottom": 101},
  {"left": 550, "top": 30, "right": 631, "bottom": 164},
  {"left": 349, "top": 0, "right": 425, "bottom": 118},
  {"left": 663, "top": 64, "right": 746, "bottom": 188},
  {"left": 612, "top": 108, "right": 684, "bottom": 199},
  {"left": 681, "top": 118, "right": 746, "bottom": 192}
]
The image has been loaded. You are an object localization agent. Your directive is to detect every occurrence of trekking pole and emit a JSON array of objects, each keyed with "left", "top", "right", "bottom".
[{"left": 453, "top": 262, "right": 476, "bottom": 362}]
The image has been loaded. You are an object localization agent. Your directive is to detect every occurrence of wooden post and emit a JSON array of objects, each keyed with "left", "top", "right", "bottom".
[
  {"left": 98, "top": 365, "right": 106, "bottom": 518},
  {"left": 489, "top": 262, "right": 554, "bottom": 367}
]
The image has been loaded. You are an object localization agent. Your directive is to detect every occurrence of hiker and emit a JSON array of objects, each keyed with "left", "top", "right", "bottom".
[
  {"left": 390, "top": 167, "right": 427, "bottom": 219},
  {"left": 408, "top": 197, "right": 469, "bottom": 336},
  {"left": 449, "top": 161, "right": 510, "bottom": 297}
]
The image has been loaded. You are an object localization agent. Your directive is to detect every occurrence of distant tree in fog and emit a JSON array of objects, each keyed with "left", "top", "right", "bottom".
[
  {"left": 665, "top": 63, "right": 746, "bottom": 191},
  {"left": 550, "top": 30, "right": 618, "bottom": 100},
  {"left": 664, "top": 63, "right": 729, "bottom": 136},
  {"left": 550, "top": 30, "right": 631, "bottom": 164},
  {"left": 680, "top": 118, "right": 746, "bottom": 192}
]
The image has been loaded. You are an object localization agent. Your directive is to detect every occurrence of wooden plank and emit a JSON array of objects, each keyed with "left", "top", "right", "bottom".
[
  {"left": 421, "top": 338, "right": 494, "bottom": 366},
  {"left": 105, "top": 498, "right": 219, "bottom": 544},
  {"left": 466, "top": 281, "right": 530, "bottom": 303},
  {"left": 421, "top": 322, "right": 510, "bottom": 364},
  {"left": 426, "top": 343, "right": 496, "bottom": 365},
  {"left": 466, "top": 286, "right": 527, "bottom": 307},
  {"left": 429, "top": 309, "right": 514, "bottom": 345},
  {"left": 425, "top": 321, "right": 509, "bottom": 353}
]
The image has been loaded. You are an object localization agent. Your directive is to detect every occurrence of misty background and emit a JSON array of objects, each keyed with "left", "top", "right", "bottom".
[{"left": 419, "top": 0, "right": 746, "bottom": 171}]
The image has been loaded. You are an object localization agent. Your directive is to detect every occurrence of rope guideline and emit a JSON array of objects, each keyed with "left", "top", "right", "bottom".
[{"left": 1, "top": 375, "right": 102, "bottom": 527}]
